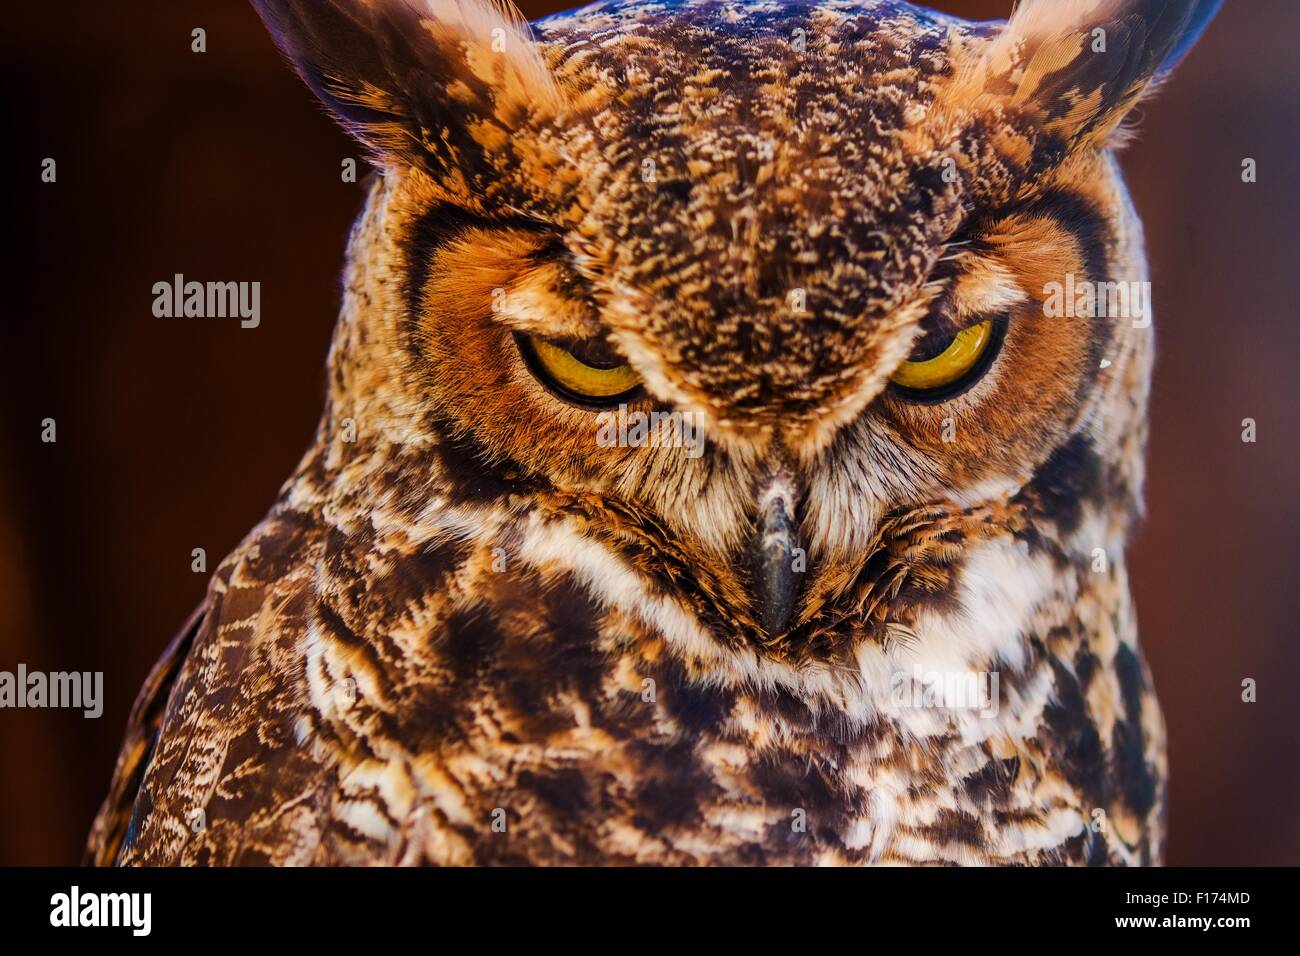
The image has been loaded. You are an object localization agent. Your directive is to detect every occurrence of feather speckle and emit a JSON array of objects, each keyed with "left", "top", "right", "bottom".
[{"left": 86, "top": 0, "right": 1219, "bottom": 866}]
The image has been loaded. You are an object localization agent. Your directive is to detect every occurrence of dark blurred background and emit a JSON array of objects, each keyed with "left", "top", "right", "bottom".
[{"left": 4, "top": 1, "right": 1297, "bottom": 865}]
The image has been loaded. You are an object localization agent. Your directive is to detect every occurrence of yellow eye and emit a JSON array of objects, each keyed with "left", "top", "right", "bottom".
[
  {"left": 889, "top": 319, "right": 995, "bottom": 394},
  {"left": 518, "top": 334, "right": 641, "bottom": 404}
]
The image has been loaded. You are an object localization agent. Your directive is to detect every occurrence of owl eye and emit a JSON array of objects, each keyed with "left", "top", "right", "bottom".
[
  {"left": 889, "top": 318, "right": 1000, "bottom": 400},
  {"left": 516, "top": 333, "right": 642, "bottom": 406}
]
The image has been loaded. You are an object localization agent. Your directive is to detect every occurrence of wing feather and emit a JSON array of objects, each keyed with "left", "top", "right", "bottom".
[{"left": 83, "top": 601, "right": 207, "bottom": 866}]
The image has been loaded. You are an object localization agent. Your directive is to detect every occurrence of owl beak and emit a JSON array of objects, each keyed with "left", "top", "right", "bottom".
[{"left": 752, "top": 473, "right": 801, "bottom": 637}]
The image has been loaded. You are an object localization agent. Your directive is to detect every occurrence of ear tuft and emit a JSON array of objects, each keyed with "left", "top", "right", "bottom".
[
  {"left": 251, "top": 0, "right": 562, "bottom": 172},
  {"left": 982, "top": 0, "right": 1222, "bottom": 147}
]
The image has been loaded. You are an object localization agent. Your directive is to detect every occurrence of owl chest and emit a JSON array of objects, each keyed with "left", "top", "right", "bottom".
[
  {"left": 169, "top": 516, "right": 1159, "bottom": 866},
  {"left": 308, "top": 625, "right": 1115, "bottom": 865}
]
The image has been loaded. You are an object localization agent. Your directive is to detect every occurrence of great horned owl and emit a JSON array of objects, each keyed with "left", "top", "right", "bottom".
[{"left": 88, "top": 0, "right": 1220, "bottom": 866}]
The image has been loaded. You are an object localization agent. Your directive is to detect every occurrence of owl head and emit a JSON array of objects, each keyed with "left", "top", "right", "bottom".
[{"left": 252, "top": 0, "right": 1218, "bottom": 663}]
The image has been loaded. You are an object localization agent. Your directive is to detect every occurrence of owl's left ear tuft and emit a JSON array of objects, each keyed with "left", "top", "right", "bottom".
[
  {"left": 250, "top": 0, "right": 563, "bottom": 176},
  {"left": 985, "top": 0, "right": 1222, "bottom": 148}
]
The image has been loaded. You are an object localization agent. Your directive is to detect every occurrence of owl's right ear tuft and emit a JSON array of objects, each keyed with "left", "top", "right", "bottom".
[
  {"left": 980, "top": 0, "right": 1222, "bottom": 148},
  {"left": 250, "top": 0, "right": 562, "bottom": 175}
]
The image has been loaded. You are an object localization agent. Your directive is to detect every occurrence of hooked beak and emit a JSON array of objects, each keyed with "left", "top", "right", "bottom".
[{"left": 751, "top": 472, "right": 802, "bottom": 637}]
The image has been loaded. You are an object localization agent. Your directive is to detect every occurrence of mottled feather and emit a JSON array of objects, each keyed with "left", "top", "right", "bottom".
[{"left": 87, "top": 0, "right": 1218, "bottom": 866}]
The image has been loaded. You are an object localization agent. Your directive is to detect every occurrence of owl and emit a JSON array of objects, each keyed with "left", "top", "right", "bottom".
[{"left": 87, "top": 0, "right": 1220, "bottom": 866}]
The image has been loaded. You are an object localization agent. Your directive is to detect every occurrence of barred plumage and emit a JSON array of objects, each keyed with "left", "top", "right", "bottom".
[{"left": 88, "top": 0, "right": 1219, "bottom": 866}]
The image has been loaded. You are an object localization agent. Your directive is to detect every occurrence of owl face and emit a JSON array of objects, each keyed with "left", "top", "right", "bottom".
[{"left": 257, "top": 0, "right": 1216, "bottom": 657}]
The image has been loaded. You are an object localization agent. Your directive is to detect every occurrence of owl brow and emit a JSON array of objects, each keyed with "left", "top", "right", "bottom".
[
  {"left": 970, "top": 190, "right": 1112, "bottom": 282},
  {"left": 917, "top": 244, "right": 1028, "bottom": 338},
  {"left": 935, "top": 190, "right": 1113, "bottom": 323},
  {"left": 527, "top": 234, "right": 571, "bottom": 264},
  {"left": 915, "top": 237, "right": 971, "bottom": 329},
  {"left": 403, "top": 201, "right": 560, "bottom": 329}
]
